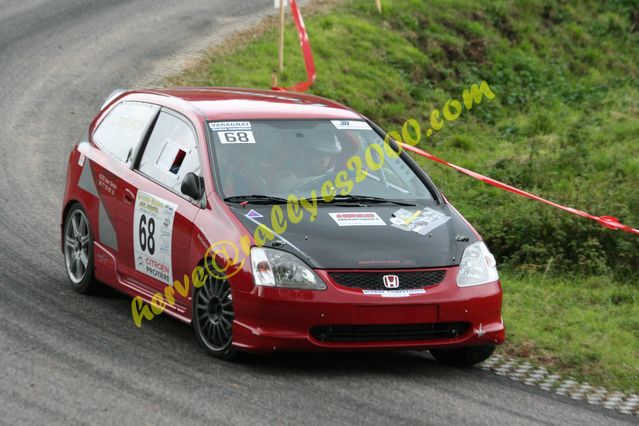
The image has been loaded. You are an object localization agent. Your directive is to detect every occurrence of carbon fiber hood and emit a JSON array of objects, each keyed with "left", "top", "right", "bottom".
[{"left": 229, "top": 202, "right": 478, "bottom": 269}]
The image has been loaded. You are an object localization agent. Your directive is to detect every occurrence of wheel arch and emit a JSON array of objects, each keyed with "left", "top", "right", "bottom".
[{"left": 61, "top": 199, "right": 81, "bottom": 251}]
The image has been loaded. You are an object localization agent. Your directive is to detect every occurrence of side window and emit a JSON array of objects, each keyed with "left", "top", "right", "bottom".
[
  {"left": 93, "top": 102, "right": 159, "bottom": 165},
  {"left": 138, "top": 111, "right": 201, "bottom": 195}
]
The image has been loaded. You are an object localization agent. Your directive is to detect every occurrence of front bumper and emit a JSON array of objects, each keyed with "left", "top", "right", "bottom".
[{"left": 231, "top": 266, "right": 504, "bottom": 352}]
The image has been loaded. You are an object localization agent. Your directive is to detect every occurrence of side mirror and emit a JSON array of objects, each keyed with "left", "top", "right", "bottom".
[{"left": 181, "top": 172, "right": 203, "bottom": 201}]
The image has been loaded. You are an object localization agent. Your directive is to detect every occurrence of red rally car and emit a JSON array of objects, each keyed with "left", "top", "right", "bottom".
[{"left": 62, "top": 87, "right": 504, "bottom": 364}]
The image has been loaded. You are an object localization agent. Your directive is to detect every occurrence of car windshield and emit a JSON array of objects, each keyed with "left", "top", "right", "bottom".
[{"left": 207, "top": 119, "right": 434, "bottom": 203}]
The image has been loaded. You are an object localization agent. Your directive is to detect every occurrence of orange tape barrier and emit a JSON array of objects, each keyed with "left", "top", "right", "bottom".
[
  {"left": 400, "top": 143, "right": 639, "bottom": 236},
  {"left": 272, "top": 0, "right": 316, "bottom": 92}
]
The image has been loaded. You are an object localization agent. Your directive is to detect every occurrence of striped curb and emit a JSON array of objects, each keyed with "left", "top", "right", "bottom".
[{"left": 479, "top": 355, "right": 639, "bottom": 417}]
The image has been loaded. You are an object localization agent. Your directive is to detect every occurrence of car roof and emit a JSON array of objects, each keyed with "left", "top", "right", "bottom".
[{"left": 132, "top": 87, "right": 363, "bottom": 121}]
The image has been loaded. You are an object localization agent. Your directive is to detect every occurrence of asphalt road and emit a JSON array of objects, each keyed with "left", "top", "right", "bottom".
[{"left": 0, "top": 1, "right": 634, "bottom": 425}]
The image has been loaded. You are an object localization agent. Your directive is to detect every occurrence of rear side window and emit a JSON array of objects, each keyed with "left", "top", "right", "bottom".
[
  {"left": 93, "top": 102, "right": 159, "bottom": 165},
  {"left": 138, "top": 111, "right": 200, "bottom": 194}
]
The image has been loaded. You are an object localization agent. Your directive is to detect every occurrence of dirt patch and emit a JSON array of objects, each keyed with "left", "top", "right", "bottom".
[
  {"left": 495, "top": 15, "right": 518, "bottom": 42},
  {"left": 464, "top": 36, "right": 487, "bottom": 64}
]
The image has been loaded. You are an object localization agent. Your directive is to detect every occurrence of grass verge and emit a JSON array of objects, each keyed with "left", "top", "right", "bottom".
[{"left": 501, "top": 272, "right": 638, "bottom": 392}]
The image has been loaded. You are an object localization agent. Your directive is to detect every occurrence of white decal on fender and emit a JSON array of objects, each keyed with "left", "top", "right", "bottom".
[{"left": 133, "top": 191, "right": 177, "bottom": 285}]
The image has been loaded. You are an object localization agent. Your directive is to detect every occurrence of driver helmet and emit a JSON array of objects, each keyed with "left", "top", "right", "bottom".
[{"left": 307, "top": 132, "right": 342, "bottom": 175}]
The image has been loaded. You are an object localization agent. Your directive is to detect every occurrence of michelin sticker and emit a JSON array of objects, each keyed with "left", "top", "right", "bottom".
[
  {"left": 134, "top": 191, "right": 177, "bottom": 285},
  {"left": 329, "top": 212, "right": 386, "bottom": 226},
  {"left": 390, "top": 208, "right": 451, "bottom": 235},
  {"left": 209, "top": 121, "right": 255, "bottom": 145},
  {"left": 331, "top": 120, "right": 372, "bottom": 131}
]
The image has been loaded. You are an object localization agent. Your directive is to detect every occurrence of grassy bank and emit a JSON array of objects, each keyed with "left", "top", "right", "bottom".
[
  {"left": 167, "top": 0, "right": 639, "bottom": 392},
  {"left": 501, "top": 272, "right": 638, "bottom": 392}
]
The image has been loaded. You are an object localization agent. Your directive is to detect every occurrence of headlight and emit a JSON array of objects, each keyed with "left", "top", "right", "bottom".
[
  {"left": 457, "top": 241, "right": 499, "bottom": 287},
  {"left": 251, "top": 247, "right": 326, "bottom": 290}
]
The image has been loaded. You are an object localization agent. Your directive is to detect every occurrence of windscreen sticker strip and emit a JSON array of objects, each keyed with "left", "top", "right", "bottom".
[
  {"left": 218, "top": 130, "right": 256, "bottom": 144},
  {"left": 133, "top": 191, "right": 177, "bottom": 285},
  {"left": 209, "top": 122, "right": 256, "bottom": 144},
  {"left": 208, "top": 122, "right": 252, "bottom": 131},
  {"left": 390, "top": 208, "right": 451, "bottom": 235},
  {"left": 331, "top": 120, "right": 373, "bottom": 131}
]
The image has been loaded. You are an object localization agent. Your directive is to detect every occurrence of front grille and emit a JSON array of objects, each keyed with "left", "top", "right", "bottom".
[
  {"left": 311, "top": 322, "right": 469, "bottom": 343},
  {"left": 328, "top": 270, "right": 446, "bottom": 290}
]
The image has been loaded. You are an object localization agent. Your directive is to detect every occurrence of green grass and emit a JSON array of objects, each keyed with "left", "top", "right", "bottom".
[
  {"left": 167, "top": 0, "right": 639, "bottom": 392},
  {"left": 502, "top": 272, "right": 639, "bottom": 392}
]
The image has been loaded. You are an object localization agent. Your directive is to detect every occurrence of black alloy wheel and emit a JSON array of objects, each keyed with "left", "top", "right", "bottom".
[{"left": 193, "top": 272, "right": 236, "bottom": 359}]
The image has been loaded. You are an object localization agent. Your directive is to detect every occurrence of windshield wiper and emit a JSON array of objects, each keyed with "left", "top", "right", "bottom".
[
  {"left": 301, "top": 194, "right": 417, "bottom": 206},
  {"left": 224, "top": 195, "right": 288, "bottom": 205}
]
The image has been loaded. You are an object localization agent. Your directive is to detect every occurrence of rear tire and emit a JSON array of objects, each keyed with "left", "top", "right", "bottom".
[
  {"left": 430, "top": 345, "right": 495, "bottom": 367},
  {"left": 192, "top": 270, "right": 237, "bottom": 360},
  {"left": 63, "top": 203, "right": 99, "bottom": 293}
]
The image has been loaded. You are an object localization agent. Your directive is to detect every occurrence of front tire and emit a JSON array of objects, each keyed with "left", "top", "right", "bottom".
[
  {"left": 430, "top": 345, "right": 495, "bottom": 367},
  {"left": 63, "top": 203, "right": 99, "bottom": 293},
  {"left": 192, "top": 271, "right": 236, "bottom": 360}
]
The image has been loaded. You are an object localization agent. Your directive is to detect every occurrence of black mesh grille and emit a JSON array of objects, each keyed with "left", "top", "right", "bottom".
[
  {"left": 311, "top": 322, "right": 469, "bottom": 343},
  {"left": 328, "top": 270, "right": 446, "bottom": 290}
]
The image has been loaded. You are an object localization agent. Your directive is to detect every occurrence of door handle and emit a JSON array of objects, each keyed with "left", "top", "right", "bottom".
[{"left": 124, "top": 188, "right": 135, "bottom": 204}]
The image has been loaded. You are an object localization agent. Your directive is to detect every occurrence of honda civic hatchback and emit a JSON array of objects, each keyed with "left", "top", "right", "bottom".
[{"left": 62, "top": 87, "right": 504, "bottom": 365}]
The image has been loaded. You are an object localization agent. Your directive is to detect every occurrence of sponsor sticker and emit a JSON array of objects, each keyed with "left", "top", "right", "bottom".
[
  {"left": 133, "top": 191, "right": 177, "bottom": 285},
  {"left": 390, "top": 207, "right": 451, "bottom": 236},
  {"left": 329, "top": 212, "right": 386, "bottom": 226},
  {"left": 245, "top": 209, "right": 263, "bottom": 219},
  {"left": 208, "top": 121, "right": 252, "bottom": 131},
  {"left": 97, "top": 173, "right": 117, "bottom": 196},
  {"left": 362, "top": 289, "right": 426, "bottom": 297},
  {"left": 209, "top": 122, "right": 256, "bottom": 144},
  {"left": 218, "top": 130, "right": 256, "bottom": 144},
  {"left": 331, "top": 120, "right": 373, "bottom": 131}
]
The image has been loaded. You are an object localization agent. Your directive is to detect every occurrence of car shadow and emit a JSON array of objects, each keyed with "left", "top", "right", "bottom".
[{"left": 231, "top": 348, "right": 467, "bottom": 380}]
